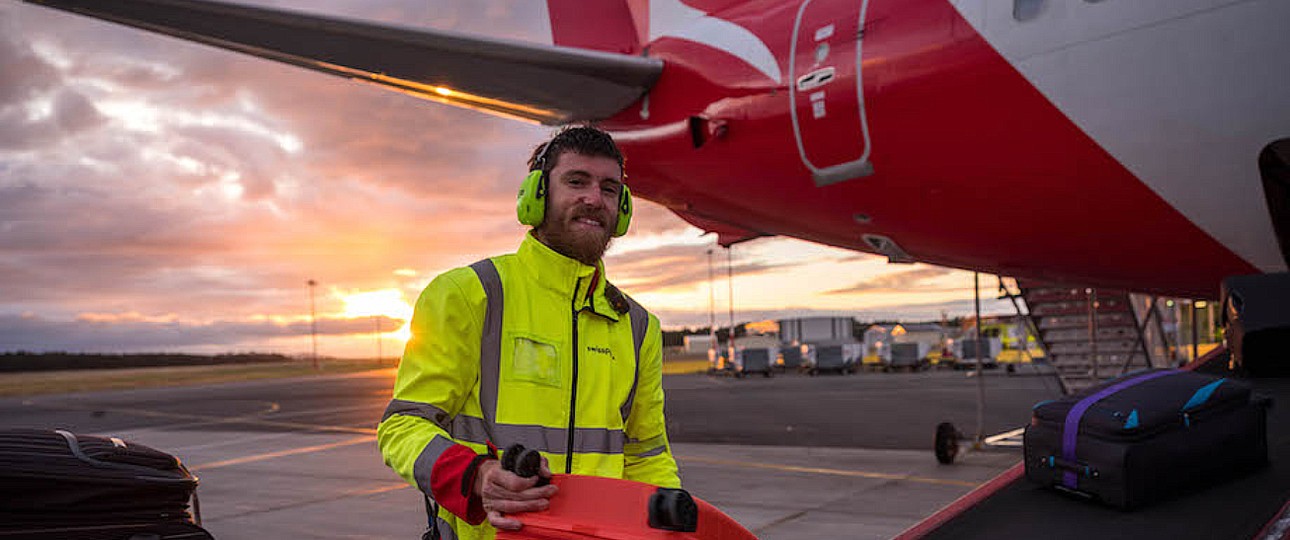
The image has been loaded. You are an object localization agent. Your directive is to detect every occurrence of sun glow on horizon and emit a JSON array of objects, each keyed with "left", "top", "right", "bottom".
[
  {"left": 340, "top": 288, "right": 414, "bottom": 343},
  {"left": 340, "top": 288, "right": 412, "bottom": 321}
]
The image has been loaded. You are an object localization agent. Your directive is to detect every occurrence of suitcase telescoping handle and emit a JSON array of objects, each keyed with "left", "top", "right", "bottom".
[
  {"left": 53, "top": 430, "right": 195, "bottom": 484},
  {"left": 1041, "top": 454, "right": 1101, "bottom": 480},
  {"left": 54, "top": 430, "right": 203, "bottom": 525},
  {"left": 501, "top": 443, "right": 549, "bottom": 487}
]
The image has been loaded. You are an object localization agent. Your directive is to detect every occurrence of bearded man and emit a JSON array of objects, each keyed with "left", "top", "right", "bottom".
[{"left": 378, "top": 125, "right": 680, "bottom": 540}]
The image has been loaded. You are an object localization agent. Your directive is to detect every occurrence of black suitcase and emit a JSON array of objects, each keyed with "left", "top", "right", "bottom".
[
  {"left": 1023, "top": 369, "right": 1269, "bottom": 509},
  {"left": 0, "top": 429, "right": 212, "bottom": 539}
]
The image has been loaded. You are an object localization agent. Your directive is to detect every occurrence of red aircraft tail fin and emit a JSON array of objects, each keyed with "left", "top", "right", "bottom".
[{"left": 547, "top": 0, "right": 649, "bottom": 55}]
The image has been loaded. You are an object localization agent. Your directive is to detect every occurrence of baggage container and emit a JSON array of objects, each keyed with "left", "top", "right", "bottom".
[
  {"left": 888, "top": 342, "right": 929, "bottom": 371},
  {"left": 808, "top": 343, "right": 854, "bottom": 374},
  {"left": 735, "top": 347, "right": 775, "bottom": 378},
  {"left": 779, "top": 345, "right": 805, "bottom": 370},
  {"left": 955, "top": 338, "right": 999, "bottom": 370},
  {"left": 1023, "top": 369, "right": 1269, "bottom": 509},
  {"left": 0, "top": 428, "right": 210, "bottom": 539}
]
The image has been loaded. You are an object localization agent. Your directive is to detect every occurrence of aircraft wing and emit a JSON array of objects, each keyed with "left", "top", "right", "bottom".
[{"left": 23, "top": 0, "right": 663, "bottom": 125}]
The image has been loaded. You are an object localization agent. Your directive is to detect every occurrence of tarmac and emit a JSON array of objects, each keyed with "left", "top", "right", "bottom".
[{"left": 0, "top": 365, "right": 1063, "bottom": 539}]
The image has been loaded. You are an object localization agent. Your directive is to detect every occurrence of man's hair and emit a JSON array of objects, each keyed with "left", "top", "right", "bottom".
[{"left": 527, "top": 125, "right": 625, "bottom": 176}]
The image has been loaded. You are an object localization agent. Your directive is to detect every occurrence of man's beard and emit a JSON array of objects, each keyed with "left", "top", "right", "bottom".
[{"left": 535, "top": 205, "right": 613, "bottom": 266}]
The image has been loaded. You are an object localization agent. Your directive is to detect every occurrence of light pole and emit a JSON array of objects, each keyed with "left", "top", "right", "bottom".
[
  {"left": 973, "top": 272, "right": 985, "bottom": 447},
  {"left": 726, "top": 246, "right": 736, "bottom": 362},
  {"left": 1189, "top": 299, "right": 1199, "bottom": 361},
  {"left": 707, "top": 248, "right": 718, "bottom": 363},
  {"left": 307, "top": 279, "right": 318, "bottom": 370}
]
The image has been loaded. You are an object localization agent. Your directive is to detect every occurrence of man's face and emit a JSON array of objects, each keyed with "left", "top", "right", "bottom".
[{"left": 533, "top": 151, "right": 623, "bottom": 265}]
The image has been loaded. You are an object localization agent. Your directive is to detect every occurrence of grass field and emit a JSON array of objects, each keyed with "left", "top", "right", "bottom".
[
  {"left": 662, "top": 359, "right": 709, "bottom": 375},
  {"left": 0, "top": 359, "right": 396, "bottom": 397},
  {"left": 1, "top": 351, "right": 712, "bottom": 397}
]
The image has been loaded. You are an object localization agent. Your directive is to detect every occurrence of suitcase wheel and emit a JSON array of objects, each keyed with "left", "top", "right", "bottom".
[{"left": 648, "top": 487, "right": 698, "bottom": 532}]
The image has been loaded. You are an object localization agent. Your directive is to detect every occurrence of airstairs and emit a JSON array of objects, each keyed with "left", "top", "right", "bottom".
[{"left": 1003, "top": 280, "right": 1172, "bottom": 394}]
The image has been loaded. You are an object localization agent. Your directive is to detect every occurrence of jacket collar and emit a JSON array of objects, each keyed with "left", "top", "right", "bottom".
[{"left": 518, "top": 232, "right": 621, "bottom": 321}]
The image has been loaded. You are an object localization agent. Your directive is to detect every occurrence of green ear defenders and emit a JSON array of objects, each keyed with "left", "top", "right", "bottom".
[{"left": 516, "top": 142, "right": 633, "bottom": 237}]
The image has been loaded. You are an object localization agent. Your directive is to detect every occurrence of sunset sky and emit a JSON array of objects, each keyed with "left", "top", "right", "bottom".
[{"left": 0, "top": 0, "right": 1011, "bottom": 358}]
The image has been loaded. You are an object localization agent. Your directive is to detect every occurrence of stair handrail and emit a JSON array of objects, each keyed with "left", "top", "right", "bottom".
[
  {"left": 997, "top": 277, "right": 1049, "bottom": 359},
  {"left": 999, "top": 277, "right": 1073, "bottom": 395},
  {"left": 1119, "top": 295, "right": 1161, "bottom": 375},
  {"left": 1088, "top": 288, "right": 1100, "bottom": 382}
]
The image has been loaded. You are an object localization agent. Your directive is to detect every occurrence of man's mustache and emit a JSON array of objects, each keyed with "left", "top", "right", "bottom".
[{"left": 570, "top": 206, "right": 611, "bottom": 228}]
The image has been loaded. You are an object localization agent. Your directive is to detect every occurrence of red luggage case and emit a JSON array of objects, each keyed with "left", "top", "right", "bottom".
[{"left": 496, "top": 475, "right": 756, "bottom": 540}]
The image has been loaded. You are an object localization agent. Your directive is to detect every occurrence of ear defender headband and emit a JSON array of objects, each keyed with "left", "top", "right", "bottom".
[{"left": 516, "top": 139, "right": 633, "bottom": 237}]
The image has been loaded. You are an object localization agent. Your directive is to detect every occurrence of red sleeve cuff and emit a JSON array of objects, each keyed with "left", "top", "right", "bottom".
[{"left": 430, "top": 444, "right": 490, "bottom": 524}]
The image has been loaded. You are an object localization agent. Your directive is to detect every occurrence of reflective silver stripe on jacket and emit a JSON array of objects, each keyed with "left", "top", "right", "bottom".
[
  {"left": 625, "top": 433, "right": 668, "bottom": 459},
  {"left": 621, "top": 296, "right": 648, "bottom": 422},
  {"left": 382, "top": 399, "right": 452, "bottom": 428},
  {"left": 413, "top": 436, "right": 458, "bottom": 493},
  {"left": 449, "top": 414, "right": 625, "bottom": 454},
  {"left": 383, "top": 400, "right": 460, "bottom": 492},
  {"left": 470, "top": 259, "right": 504, "bottom": 439},
  {"left": 434, "top": 516, "right": 457, "bottom": 540}
]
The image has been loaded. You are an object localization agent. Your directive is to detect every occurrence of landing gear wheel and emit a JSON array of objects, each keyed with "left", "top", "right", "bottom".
[{"left": 935, "top": 422, "right": 960, "bottom": 464}]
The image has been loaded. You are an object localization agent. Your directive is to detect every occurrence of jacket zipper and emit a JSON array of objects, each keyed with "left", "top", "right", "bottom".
[{"left": 566, "top": 277, "right": 584, "bottom": 474}]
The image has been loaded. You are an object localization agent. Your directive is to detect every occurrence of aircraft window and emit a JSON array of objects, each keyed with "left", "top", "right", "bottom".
[{"left": 1013, "top": 0, "right": 1045, "bottom": 21}]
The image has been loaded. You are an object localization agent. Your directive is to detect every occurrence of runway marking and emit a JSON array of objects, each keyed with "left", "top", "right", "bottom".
[
  {"left": 348, "top": 481, "right": 412, "bottom": 497},
  {"left": 204, "top": 481, "right": 411, "bottom": 523},
  {"left": 260, "top": 402, "right": 383, "bottom": 420},
  {"left": 752, "top": 510, "right": 808, "bottom": 534},
  {"left": 24, "top": 402, "right": 377, "bottom": 435},
  {"left": 103, "top": 401, "right": 285, "bottom": 433},
  {"left": 116, "top": 404, "right": 385, "bottom": 446},
  {"left": 676, "top": 455, "right": 980, "bottom": 487},
  {"left": 168, "top": 430, "right": 303, "bottom": 453},
  {"left": 190, "top": 435, "right": 375, "bottom": 471}
]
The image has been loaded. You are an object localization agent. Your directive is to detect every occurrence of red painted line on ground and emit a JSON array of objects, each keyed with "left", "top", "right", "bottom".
[
  {"left": 1253, "top": 498, "right": 1290, "bottom": 540},
  {"left": 891, "top": 463, "right": 1024, "bottom": 540}
]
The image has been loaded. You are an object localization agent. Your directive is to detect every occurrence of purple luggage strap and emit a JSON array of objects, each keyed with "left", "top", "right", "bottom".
[{"left": 1060, "top": 370, "right": 1179, "bottom": 489}]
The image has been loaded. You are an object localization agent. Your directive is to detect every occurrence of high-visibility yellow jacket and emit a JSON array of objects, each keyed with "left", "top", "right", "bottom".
[{"left": 379, "top": 233, "right": 680, "bottom": 540}]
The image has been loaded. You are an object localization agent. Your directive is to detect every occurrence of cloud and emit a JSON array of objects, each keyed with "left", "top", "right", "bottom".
[
  {"left": 0, "top": 13, "right": 104, "bottom": 150},
  {"left": 824, "top": 266, "right": 968, "bottom": 295},
  {"left": 623, "top": 199, "right": 695, "bottom": 237},
  {"left": 0, "top": 16, "right": 60, "bottom": 106},
  {"left": 605, "top": 243, "right": 794, "bottom": 292},
  {"left": 0, "top": 313, "right": 404, "bottom": 353},
  {"left": 0, "top": 1, "right": 561, "bottom": 330}
]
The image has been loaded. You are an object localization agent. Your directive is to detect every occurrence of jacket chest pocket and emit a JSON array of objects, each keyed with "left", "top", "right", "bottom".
[{"left": 509, "top": 333, "right": 562, "bottom": 388}]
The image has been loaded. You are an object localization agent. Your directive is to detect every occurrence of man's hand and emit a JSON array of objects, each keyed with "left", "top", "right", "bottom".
[{"left": 474, "top": 456, "right": 558, "bottom": 530}]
